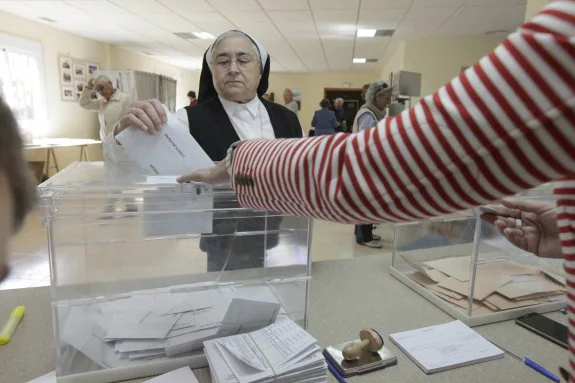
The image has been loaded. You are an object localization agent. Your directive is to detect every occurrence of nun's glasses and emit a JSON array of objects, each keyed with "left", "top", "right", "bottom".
[{"left": 213, "top": 54, "right": 260, "bottom": 71}]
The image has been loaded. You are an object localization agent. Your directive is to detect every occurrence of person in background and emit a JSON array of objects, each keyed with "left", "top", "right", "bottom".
[
  {"left": 80, "top": 75, "right": 135, "bottom": 214},
  {"left": 331, "top": 97, "right": 346, "bottom": 132},
  {"left": 187, "top": 90, "right": 198, "bottom": 106},
  {"left": 283, "top": 88, "right": 299, "bottom": 115},
  {"left": 0, "top": 101, "right": 36, "bottom": 285},
  {"left": 350, "top": 81, "right": 392, "bottom": 248},
  {"left": 107, "top": 30, "right": 302, "bottom": 271},
  {"left": 311, "top": 98, "right": 337, "bottom": 136},
  {"left": 79, "top": 75, "right": 130, "bottom": 140}
]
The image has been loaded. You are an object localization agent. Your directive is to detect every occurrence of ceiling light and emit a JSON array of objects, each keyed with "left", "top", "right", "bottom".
[
  {"left": 192, "top": 32, "right": 215, "bottom": 40},
  {"left": 353, "top": 58, "right": 367, "bottom": 64},
  {"left": 357, "top": 29, "right": 376, "bottom": 37}
]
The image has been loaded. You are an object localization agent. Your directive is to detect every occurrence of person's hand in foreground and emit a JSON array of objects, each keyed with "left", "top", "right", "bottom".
[
  {"left": 115, "top": 99, "right": 166, "bottom": 136},
  {"left": 177, "top": 160, "right": 230, "bottom": 185},
  {"left": 480, "top": 199, "right": 561, "bottom": 258}
]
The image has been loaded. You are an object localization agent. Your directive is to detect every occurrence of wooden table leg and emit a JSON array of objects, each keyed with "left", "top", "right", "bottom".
[
  {"left": 50, "top": 148, "right": 60, "bottom": 173},
  {"left": 44, "top": 148, "right": 51, "bottom": 178},
  {"left": 80, "top": 145, "right": 90, "bottom": 161}
]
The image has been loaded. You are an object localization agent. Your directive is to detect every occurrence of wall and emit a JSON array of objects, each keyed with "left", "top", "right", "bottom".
[
  {"left": 525, "top": 0, "right": 549, "bottom": 20},
  {"left": 379, "top": 41, "right": 405, "bottom": 83},
  {"left": 0, "top": 11, "right": 199, "bottom": 173},
  {"left": 402, "top": 36, "right": 503, "bottom": 99},
  {"left": 267, "top": 72, "right": 378, "bottom": 133}
]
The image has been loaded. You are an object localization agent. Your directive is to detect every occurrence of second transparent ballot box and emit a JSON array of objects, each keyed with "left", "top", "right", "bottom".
[
  {"left": 390, "top": 205, "right": 565, "bottom": 327},
  {"left": 38, "top": 162, "right": 312, "bottom": 383}
]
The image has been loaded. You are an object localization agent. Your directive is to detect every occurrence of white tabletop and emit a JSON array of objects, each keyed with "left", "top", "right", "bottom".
[{"left": 24, "top": 138, "right": 101, "bottom": 149}]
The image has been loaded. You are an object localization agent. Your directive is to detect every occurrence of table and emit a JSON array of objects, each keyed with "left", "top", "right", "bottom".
[
  {"left": 0, "top": 255, "right": 568, "bottom": 383},
  {"left": 25, "top": 138, "right": 101, "bottom": 177}
]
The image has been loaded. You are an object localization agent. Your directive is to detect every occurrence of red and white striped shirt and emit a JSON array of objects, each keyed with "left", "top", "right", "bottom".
[{"left": 230, "top": 1, "right": 575, "bottom": 379}]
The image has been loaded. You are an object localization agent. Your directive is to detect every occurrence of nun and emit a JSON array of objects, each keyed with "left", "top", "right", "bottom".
[
  {"left": 107, "top": 30, "right": 302, "bottom": 161},
  {"left": 105, "top": 30, "right": 303, "bottom": 271}
]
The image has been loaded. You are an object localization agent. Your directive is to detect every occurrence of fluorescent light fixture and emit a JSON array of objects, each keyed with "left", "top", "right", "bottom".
[
  {"left": 353, "top": 58, "right": 367, "bottom": 64},
  {"left": 357, "top": 29, "right": 376, "bottom": 37},
  {"left": 192, "top": 32, "right": 215, "bottom": 40}
]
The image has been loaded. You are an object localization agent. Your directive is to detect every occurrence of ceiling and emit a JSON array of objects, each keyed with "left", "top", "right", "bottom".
[{"left": 0, "top": 0, "right": 526, "bottom": 73}]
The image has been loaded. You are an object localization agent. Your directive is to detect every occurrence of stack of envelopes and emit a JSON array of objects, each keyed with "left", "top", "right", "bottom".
[
  {"left": 204, "top": 319, "right": 327, "bottom": 383},
  {"left": 403, "top": 255, "right": 565, "bottom": 313}
]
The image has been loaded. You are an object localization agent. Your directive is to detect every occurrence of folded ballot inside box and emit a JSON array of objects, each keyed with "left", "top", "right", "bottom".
[{"left": 204, "top": 319, "right": 327, "bottom": 383}]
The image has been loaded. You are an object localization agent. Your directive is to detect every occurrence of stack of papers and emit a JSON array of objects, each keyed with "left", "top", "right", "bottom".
[
  {"left": 59, "top": 285, "right": 286, "bottom": 369},
  {"left": 204, "top": 319, "right": 327, "bottom": 382},
  {"left": 390, "top": 320, "right": 504, "bottom": 373},
  {"left": 402, "top": 255, "right": 565, "bottom": 313}
]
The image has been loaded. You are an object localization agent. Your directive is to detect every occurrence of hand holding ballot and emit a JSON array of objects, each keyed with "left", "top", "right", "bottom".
[
  {"left": 480, "top": 199, "right": 561, "bottom": 259},
  {"left": 115, "top": 99, "right": 167, "bottom": 136}
]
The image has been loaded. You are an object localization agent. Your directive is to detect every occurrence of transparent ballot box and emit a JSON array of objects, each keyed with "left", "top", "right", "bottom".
[
  {"left": 38, "top": 162, "right": 312, "bottom": 383},
  {"left": 390, "top": 208, "right": 565, "bottom": 327}
]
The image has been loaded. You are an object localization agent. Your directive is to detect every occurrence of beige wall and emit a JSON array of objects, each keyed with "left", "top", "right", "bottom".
[
  {"left": 525, "top": 0, "right": 549, "bottom": 20},
  {"left": 0, "top": 11, "right": 199, "bottom": 173},
  {"left": 379, "top": 41, "right": 405, "bottom": 83},
  {"left": 268, "top": 72, "right": 378, "bottom": 133},
  {"left": 402, "top": 36, "right": 503, "bottom": 99}
]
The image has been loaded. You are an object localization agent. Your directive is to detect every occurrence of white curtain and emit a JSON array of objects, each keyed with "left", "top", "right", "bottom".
[{"left": 158, "top": 75, "right": 177, "bottom": 112}]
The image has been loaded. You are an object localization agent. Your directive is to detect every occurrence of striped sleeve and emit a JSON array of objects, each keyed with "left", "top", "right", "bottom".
[
  {"left": 230, "top": 0, "right": 575, "bottom": 225},
  {"left": 554, "top": 177, "right": 575, "bottom": 381}
]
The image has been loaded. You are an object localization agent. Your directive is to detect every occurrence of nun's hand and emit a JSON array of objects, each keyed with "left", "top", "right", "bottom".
[
  {"left": 115, "top": 99, "right": 166, "bottom": 136},
  {"left": 177, "top": 161, "right": 230, "bottom": 185}
]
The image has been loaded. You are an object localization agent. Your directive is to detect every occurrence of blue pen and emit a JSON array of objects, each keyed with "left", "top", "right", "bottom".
[
  {"left": 325, "top": 357, "right": 348, "bottom": 383},
  {"left": 488, "top": 339, "right": 560, "bottom": 382}
]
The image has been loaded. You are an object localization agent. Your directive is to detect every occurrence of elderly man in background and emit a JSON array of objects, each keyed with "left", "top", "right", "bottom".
[
  {"left": 79, "top": 75, "right": 134, "bottom": 213},
  {"left": 282, "top": 88, "right": 299, "bottom": 115},
  {"left": 79, "top": 75, "right": 130, "bottom": 140},
  {"left": 352, "top": 80, "right": 392, "bottom": 248}
]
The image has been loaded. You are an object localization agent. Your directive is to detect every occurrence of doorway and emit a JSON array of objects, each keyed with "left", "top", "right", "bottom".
[{"left": 324, "top": 88, "right": 363, "bottom": 131}]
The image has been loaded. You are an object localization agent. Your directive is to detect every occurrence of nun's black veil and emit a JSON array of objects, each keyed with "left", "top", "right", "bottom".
[{"left": 197, "top": 32, "right": 271, "bottom": 104}]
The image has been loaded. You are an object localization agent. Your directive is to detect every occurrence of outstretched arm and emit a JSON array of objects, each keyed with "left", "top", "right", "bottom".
[{"left": 226, "top": 2, "right": 575, "bottom": 224}]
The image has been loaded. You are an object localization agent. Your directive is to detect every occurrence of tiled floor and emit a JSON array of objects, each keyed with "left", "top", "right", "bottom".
[{"left": 2, "top": 208, "right": 393, "bottom": 290}]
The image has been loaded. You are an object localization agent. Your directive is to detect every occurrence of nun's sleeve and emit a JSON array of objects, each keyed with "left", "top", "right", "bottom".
[{"left": 227, "top": 2, "right": 575, "bottom": 225}]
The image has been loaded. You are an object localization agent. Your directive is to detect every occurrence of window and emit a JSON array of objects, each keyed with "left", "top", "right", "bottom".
[{"left": 0, "top": 34, "right": 47, "bottom": 135}]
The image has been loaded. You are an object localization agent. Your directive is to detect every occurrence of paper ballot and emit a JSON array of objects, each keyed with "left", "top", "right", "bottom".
[
  {"left": 204, "top": 319, "right": 327, "bottom": 383},
  {"left": 116, "top": 107, "right": 214, "bottom": 175}
]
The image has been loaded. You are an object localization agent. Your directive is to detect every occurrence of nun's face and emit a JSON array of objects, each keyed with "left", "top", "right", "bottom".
[{"left": 211, "top": 36, "right": 261, "bottom": 102}]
